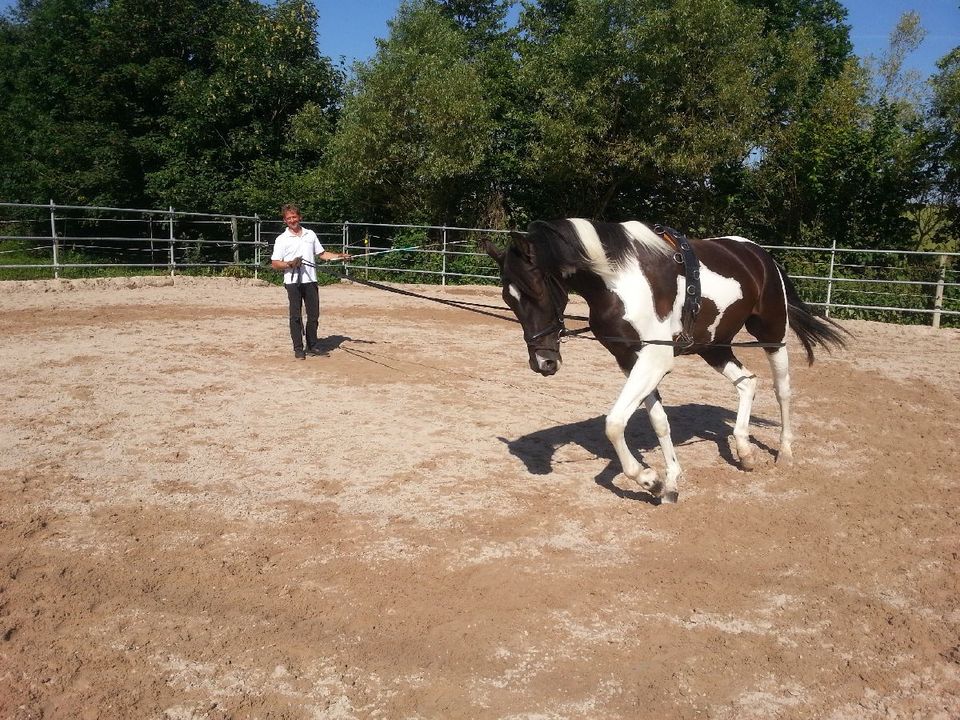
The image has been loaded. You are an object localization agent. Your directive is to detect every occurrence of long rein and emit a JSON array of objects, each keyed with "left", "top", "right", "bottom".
[
  {"left": 296, "top": 259, "right": 519, "bottom": 324},
  {"left": 294, "top": 259, "right": 784, "bottom": 351}
]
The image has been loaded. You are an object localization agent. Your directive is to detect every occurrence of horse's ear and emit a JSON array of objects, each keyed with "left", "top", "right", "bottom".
[
  {"left": 481, "top": 238, "right": 504, "bottom": 267},
  {"left": 510, "top": 230, "right": 536, "bottom": 261}
]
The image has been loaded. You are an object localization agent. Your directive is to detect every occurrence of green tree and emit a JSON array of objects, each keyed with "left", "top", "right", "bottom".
[
  {"left": 0, "top": 0, "right": 342, "bottom": 213},
  {"left": 0, "top": 0, "right": 142, "bottom": 205},
  {"left": 125, "top": 0, "right": 342, "bottom": 214},
  {"left": 437, "top": 0, "right": 522, "bottom": 227},
  {"left": 515, "top": 0, "right": 773, "bottom": 224},
  {"left": 925, "top": 48, "right": 960, "bottom": 250},
  {"left": 323, "top": 0, "right": 494, "bottom": 224},
  {"left": 738, "top": 8, "right": 930, "bottom": 251},
  {"left": 740, "top": 61, "right": 923, "bottom": 249}
]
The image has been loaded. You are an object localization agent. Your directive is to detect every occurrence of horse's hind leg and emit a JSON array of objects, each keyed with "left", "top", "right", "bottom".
[
  {"left": 700, "top": 347, "right": 758, "bottom": 470},
  {"left": 765, "top": 346, "right": 793, "bottom": 463}
]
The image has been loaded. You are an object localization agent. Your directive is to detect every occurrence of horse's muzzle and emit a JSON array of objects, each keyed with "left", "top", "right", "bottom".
[{"left": 529, "top": 349, "right": 561, "bottom": 376}]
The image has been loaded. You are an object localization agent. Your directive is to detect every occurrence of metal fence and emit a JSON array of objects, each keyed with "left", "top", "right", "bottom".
[
  {"left": 0, "top": 201, "right": 266, "bottom": 278},
  {"left": 1, "top": 201, "right": 957, "bottom": 328}
]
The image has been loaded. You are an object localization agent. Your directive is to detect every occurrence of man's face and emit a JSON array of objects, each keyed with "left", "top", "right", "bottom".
[{"left": 283, "top": 211, "right": 301, "bottom": 232}]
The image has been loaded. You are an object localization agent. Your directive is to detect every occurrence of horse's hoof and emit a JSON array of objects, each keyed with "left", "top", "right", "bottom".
[
  {"left": 661, "top": 491, "right": 679, "bottom": 504},
  {"left": 635, "top": 468, "right": 662, "bottom": 496},
  {"left": 776, "top": 447, "right": 794, "bottom": 465},
  {"left": 734, "top": 441, "right": 756, "bottom": 471}
]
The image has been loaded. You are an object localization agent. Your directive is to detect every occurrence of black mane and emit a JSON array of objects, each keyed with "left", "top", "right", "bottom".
[{"left": 527, "top": 219, "right": 664, "bottom": 276}]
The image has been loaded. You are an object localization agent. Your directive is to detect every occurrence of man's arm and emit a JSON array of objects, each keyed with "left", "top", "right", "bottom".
[
  {"left": 271, "top": 256, "right": 302, "bottom": 270},
  {"left": 318, "top": 251, "right": 351, "bottom": 262}
]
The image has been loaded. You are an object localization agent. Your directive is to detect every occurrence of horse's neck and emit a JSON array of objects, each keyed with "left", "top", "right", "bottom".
[{"left": 564, "top": 269, "right": 612, "bottom": 307}]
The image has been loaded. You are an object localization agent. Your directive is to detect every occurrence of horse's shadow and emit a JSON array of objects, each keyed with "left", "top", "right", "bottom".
[{"left": 500, "top": 404, "right": 778, "bottom": 503}]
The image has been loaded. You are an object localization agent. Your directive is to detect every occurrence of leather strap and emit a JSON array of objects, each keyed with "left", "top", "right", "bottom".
[{"left": 653, "top": 224, "right": 701, "bottom": 350}]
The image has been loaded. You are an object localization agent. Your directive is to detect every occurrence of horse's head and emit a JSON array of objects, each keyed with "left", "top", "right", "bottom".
[{"left": 484, "top": 232, "right": 568, "bottom": 376}]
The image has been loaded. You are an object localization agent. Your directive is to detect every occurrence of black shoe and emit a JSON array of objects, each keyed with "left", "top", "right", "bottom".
[
  {"left": 294, "top": 349, "right": 306, "bottom": 360},
  {"left": 306, "top": 346, "right": 327, "bottom": 356}
]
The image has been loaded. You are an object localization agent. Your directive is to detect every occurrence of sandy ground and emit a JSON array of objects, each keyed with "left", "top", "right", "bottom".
[{"left": 0, "top": 275, "right": 958, "bottom": 720}]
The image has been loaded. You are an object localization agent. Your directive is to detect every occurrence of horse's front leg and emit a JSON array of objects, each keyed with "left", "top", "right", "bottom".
[
  {"left": 643, "top": 391, "right": 682, "bottom": 502},
  {"left": 605, "top": 345, "right": 678, "bottom": 502}
]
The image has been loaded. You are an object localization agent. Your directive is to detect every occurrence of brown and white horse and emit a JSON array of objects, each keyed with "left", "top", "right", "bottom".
[{"left": 484, "top": 219, "right": 847, "bottom": 503}]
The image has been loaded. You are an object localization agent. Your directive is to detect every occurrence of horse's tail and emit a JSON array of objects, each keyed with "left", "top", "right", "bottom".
[{"left": 778, "top": 265, "right": 849, "bottom": 365}]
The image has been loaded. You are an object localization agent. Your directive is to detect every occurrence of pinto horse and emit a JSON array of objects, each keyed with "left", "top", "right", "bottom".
[{"left": 484, "top": 219, "right": 846, "bottom": 503}]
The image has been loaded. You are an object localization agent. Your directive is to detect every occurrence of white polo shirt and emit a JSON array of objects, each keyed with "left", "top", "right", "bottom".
[{"left": 271, "top": 227, "right": 325, "bottom": 284}]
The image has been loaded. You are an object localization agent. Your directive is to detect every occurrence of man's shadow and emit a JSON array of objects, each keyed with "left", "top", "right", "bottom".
[
  {"left": 312, "top": 335, "right": 375, "bottom": 354},
  {"left": 500, "top": 404, "right": 777, "bottom": 504}
]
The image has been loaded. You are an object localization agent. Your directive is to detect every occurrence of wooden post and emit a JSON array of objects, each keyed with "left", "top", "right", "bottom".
[{"left": 231, "top": 216, "right": 239, "bottom": 266}]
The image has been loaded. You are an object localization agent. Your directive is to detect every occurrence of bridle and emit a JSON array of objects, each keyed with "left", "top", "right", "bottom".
[{"left": 521, "top": 272, "right": 572, "bottom": 349}]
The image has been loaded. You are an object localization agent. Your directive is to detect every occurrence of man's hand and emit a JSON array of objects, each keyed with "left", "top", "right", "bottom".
[{"left": 288, "top": 256, "right": 302, "bottom": 269}]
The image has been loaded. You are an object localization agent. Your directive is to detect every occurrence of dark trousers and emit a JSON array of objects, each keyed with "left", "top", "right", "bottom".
[{"left": 285, "top": 282, "right": 320, "bottom": 351}]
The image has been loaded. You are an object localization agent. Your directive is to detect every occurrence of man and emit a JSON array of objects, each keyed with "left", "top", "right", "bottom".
[{"left": 270, "top": 204, "right": 350, "bottom": 359}]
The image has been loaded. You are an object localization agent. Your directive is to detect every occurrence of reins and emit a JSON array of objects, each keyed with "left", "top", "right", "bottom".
[
  {"left": 287, "top": 259, "right": 784, "bottom": 351},
  {"left": 296, "top": 259, "right": 520, "bottom": 324}
]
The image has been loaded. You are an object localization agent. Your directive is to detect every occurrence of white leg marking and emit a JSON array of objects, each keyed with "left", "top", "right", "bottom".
[
  {"left": 605, "top": 345, "right": 674, "bottom": 497},
  {"left": 644, "top": 392, "right": 682, "bottom": 502},
  {"left": 717, "top": 360, "right": 759, "bottom": 470},
  {"left": 766, "top": 347, "right": 793, "bottom": 463}
]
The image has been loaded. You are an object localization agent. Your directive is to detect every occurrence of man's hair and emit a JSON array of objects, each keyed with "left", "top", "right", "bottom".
[{"left": 280, "top": 203, "right": 301, "bottom": 217}]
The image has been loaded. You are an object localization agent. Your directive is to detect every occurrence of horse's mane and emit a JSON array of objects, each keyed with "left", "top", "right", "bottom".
[{"left": 527, "top": 219, "right": 673, "bottom": 278}]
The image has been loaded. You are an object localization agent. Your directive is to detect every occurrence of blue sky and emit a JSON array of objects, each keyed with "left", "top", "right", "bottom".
[
  {"left": 2, "top": 0, "right": 958, "bottom": 80},
  {"left": 313, "top": 0, "right": 959, "bottom": 81}
]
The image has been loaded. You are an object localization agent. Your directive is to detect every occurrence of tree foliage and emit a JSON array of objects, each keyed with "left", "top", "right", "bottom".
[
  {"left": 925, "top": 48, "right": 960, "bottom": 250},
  {"left": 0, "top": 0, "right": 957, "bottom": 257},
  {"left": 323, "top": 0, "right": 494, "bottom": 223},
  {"left": 515, "top": 0, "right": 774, "bottom": 223},
  {"left": 740, "top": 61, "right": 924, "bottom": 249},
  {"left": 0, "top": 0, "right": 342, "bottom": 213}
]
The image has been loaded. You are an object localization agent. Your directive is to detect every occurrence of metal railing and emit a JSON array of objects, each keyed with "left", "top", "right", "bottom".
[
  {"left": 0, "top": 201, "right": 265, "bottom": 279},
  {"left": 1, "top": 201, "right": 957, "bottom": 328}
]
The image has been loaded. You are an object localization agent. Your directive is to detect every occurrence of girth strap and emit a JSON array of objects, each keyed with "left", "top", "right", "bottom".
[{"left": 653, "top": 224, "right": 701, "bottom": 351}]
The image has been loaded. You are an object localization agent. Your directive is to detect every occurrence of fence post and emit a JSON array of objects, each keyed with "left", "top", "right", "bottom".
[
  {"left": 231, "top": 216, "right": 239, "bottom": 266},
  {"left": 932, "top": 254, "right": 947, "bottom": 330},
  {"left": 343, "top": 222, "right": 350, "bottom": 279},
  {"left": 149, "top": 215, "right": 156, "bottom": 267},
  {"left": 49, "top": 199, "right": 59, "bottom": 280},
  {"left": 442, "top": 226, "right": 448, "bottom": 287},
  {"left": 168, "top": 206, "right": 175, "bottom": 278},
  {"left": 824, "top": 236, "right": 838, "bottom": 318},
  {"left": 254, "top": 214, "right": 260, "bottom": 280}
]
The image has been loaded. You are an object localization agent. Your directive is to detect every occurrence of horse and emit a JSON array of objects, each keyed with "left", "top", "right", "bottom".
[{"left": 483, "top": 219, "right": 847, "bottom": 504}]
